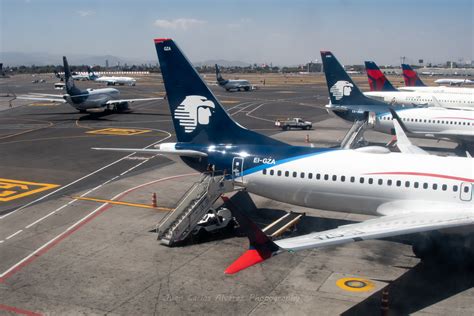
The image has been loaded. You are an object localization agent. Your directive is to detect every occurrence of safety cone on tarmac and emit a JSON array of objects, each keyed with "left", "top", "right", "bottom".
[
  {"left": 381, "top": 286, "right": 389, "bottom": 316},
  {"left": 152, "top": 193, "right": 157, "bottom": 208}
]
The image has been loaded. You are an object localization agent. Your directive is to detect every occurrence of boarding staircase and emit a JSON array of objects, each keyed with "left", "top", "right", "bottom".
[
  {"left": 340, "top": 120, "right": 368, "bottom": 149},
  {"left": 157, "top": 173, "right": 234, "bottom": 246}
]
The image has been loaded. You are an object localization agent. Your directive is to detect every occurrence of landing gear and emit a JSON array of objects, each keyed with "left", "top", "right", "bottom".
[{"left": 244, "top": 87, "right": 250, "bottom": 91}]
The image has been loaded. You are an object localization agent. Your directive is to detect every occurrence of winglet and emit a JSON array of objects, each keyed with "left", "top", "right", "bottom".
[
  {"left": 389, "top": 108, "right": 411, "bottom": 134},
  {"left": 221, "top": 195, "right": 280, "bottom": 274},
  {"left": 389, "top": 108, "right": 428, "bottom": 155}
]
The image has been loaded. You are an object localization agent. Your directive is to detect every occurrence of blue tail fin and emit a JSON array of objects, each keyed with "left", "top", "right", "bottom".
[
  {"left": 364, "top": 61, "right": 398, "bottom": 92},
  {"left": 154, "top": 38, "right": 283, "bottom": 145},
  {"left": 87, "top": 67, "right": 99, "bottom": 80},
  {"left": 215, "top": 64, "right": 227, "bottom": 85},
  {"left": 63, "top": 56, "right": 82, "bottom": 96},
  {"left": 321, "top": 51, "right": 385, "bottom": 106},
  {"left": 401, "top": 64, "right": 426, "bottom": 87}
]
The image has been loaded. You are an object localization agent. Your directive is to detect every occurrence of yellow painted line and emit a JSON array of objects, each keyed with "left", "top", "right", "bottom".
[
  {"left": 336, "top": 277, "right": 375, "bottom": 292},
  {"left": 73, "top": 196, "right": 173, "bottom": 212},
  {"left": 0, "top": 179, "right": 60, "bottom": 202},
  {"left": 221, "top": 100, "right": 240, "bottom": 104},
  {"left": 29, "top": 102, "right": 58, "bottom": 106},
  {"left": 86, "top": 128, "right": 151, "bottom": 136}
]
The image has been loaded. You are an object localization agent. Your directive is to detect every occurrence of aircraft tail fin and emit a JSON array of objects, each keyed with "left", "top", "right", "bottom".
[
  {"left": 154, "top": 38, "right": 283, "bottom": 145},
  {"left": 215, "top": 64, "right": 227, "bottom": 85},
  {"left": 321, "top": 51, "right": 386, "bottom": 106},
  {"left": 221, "top": 195, "right": 280, "bottom": 274},
  {"left": 401, "top": 64, "right": 426, "bottom": 87},
  {"left": 364, "top": 61, "right": 398, "bottom": 91},
  {"left": 63, "top": 56, "right": 81, "bottom": 95},
  {"left": 87, "top": 67, "right": 99, "bottom": 80}
]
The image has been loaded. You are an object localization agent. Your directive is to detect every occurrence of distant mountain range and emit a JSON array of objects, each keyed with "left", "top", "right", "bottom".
[{"left": 0, "top": 52, "right": 252, "bottom": 67}]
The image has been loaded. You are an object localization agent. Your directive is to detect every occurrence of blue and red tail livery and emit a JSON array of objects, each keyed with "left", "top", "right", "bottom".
[
  {"left": 364, "top": 61, "right": 397, "bottom": 92},
  {"left": 401, "top": 64, "right": 426, "bottom": 87}
]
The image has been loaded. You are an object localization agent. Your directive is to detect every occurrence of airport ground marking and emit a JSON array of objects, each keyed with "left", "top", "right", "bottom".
[
  {"left": 6, "top": 230, "right": 23, "bottom": 240},
  {"left": 86, "top": 128, "right": 151, "bottom": 136},
  {"left": 0, "top": 304, "right": 43, "bottom": 316},
  {"left": 0, "top": 129, "right": 171, "bottom": 220},
  {"left": 0, "top": 172, "right": 198, "bottom": 282},
  {"left": 0, "top": 179, "right": 59, "bottom": 202},
  {"left": 72, "top": 196, "right": 173, "bottom": 211},
  {"left": 336, "top": 277, "right": 375, "bottom": 292}
]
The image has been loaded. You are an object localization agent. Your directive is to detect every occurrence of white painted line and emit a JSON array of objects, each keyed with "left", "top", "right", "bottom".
[
  {"left": 0, "top": 240, "right": 4, "bottom": 244},
  {"left": 0, "top": 130, "right": 172, "bottom": 220},
  {"left": 6, "top": 230, "right": 23, "bottom": 240},
  {"left": 0, "top": 172, "right": 196, "bottom": 279},
  {"left": 120, "top": 158, "right": 152, "bottom": 176},
  {"left": 25, "top": 204, "right": 69, "bottom": 229}
]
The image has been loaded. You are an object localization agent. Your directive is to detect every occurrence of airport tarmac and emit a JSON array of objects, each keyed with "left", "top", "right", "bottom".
[{"left": 0, "top": 74, "right": 472, "bottom": 315}]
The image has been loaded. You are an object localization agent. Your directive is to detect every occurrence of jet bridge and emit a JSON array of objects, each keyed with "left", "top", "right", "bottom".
[{"left": 157, "top": 173, "right": 234, "bottom": 246}]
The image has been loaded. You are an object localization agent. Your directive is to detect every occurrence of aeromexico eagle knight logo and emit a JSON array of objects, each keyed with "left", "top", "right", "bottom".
[
  {"left": 330, "top": 80, "right": 353, "bottom": 100},
  {"left": 174, "top": 95, "right": 216, "bottom": 133}
]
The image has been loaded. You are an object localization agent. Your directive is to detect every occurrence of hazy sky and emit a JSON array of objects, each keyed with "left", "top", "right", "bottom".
[{"left": 1, "top": 0, "right": 473, "bottom": 65}]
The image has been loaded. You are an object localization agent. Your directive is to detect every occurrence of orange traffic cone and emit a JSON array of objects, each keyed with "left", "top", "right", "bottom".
[{"left": 152, "top": 193, "right": 157, "bottom": 208}]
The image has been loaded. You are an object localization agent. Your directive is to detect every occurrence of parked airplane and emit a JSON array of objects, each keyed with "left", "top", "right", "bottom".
[
  {"left": 96, "top": 39, "right": 473, "bottom": 274},
  {"left": 325, "top": 53, "right": 474, "bottom": 146},
  {"left": 54, "top": 70, "right": 91, "bottom": 81},
  {"left": 363, "top": 61, "right": 474, "bottom": 110},
  {"left": 88, "top": 69, "right": 137, "bottom": 86},
  {"left": 19, "top": 57, "right": 160, "bottom": 112},
  {"left": 435, "top": 78, "right": 474, "bottom": 86},
  {"left": 400, "top": 64, "right": 474, "bottom": 94},
  {"left": 215, "top": 64, "right": 252, "bottom": 91}
]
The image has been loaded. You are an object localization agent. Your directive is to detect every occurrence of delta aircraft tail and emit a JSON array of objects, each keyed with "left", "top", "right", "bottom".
[
  {"left": 364, "top": 61, "right": 398, "bottom": 92},
  {"left": 401, "top": 64, "right": 426, "bottom": 87}
]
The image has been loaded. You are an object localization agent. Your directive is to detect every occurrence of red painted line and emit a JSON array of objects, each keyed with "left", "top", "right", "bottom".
[
  {"left": 366, "top": 172, "right": 474, "bottom": 183},
  {"left": 0, "top": 304, "right": 43, "bottom": 316},
  {"left": 0, "top": 172, "right": 199, "bottom": 283}
]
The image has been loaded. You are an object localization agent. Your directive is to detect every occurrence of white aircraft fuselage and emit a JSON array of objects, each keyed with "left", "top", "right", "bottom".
[{"left": 364, "top": 91, "right": 474, "bottom": 109}]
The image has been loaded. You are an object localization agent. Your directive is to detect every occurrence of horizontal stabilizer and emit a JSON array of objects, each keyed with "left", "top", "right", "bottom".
[{"left": 92, "top": 147, "right": 207, "bottom": 157}]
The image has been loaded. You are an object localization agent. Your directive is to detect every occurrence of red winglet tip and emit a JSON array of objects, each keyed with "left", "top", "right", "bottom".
[
  {"left": 154, "top": 38, "right": 171, "bottom": 44},
  {"left": 224, "top": 249, "right": 266, "bottom": 275}
]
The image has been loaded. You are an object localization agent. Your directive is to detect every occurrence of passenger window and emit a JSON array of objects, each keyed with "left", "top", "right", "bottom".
[
  {"left": 414, "top": 182, "right": 419, "bottom": 188},
  {"left": 396, "top": 180, "right": 401, "bottom": 187},
  {"left": 341, "top": 176, "right": 346, "bottom": 182},
  {"left": 316, "top": 173, "right": 321, "bottom": 180},
  {"left": 360, "top": 177, "right": 365, "bottom": 184},
  {"left": 308, "top": 173, "right": 313, "bottom": 179},
  {"left": 270, "top": 170, "right": 274, "bottom": 176},
  {"left": 277, "top": 170, "right": 282, "bottom": 176},
  {"left": 368, "top": 178, "right": 373, "bottom": 184},
  {"left": 432, "top": 183, "right": 438, "bottom": 190},
  {"left": 464, "top": 186, "right": 470, "bottom": 193},
  {"left": 293, "top": 172, "right": 297, "bottom": 178},
  {"left": 332, "top": 175, "right": 337, "bottom": 181},
  {"left": 285, "top": 171, "right": 289, "bottom": 177},
  {"left": 423, "top": 183, "right": 428, "bottom": 189},
  {"left": 263, "top": 169, "right": 267, "bottom": 175},
  {"left": 350, "top": 176, "right": 355, "bottom": 183},
  {"left": 387, "top": 179, "right": 392, "bottom": 186},
  {"left": 378, "top": 179, "right": 383, "bottom": 185},
  {"left": 442, "top": 184, "right": 447, "bottom": 191},
  {"left": 300, "top": 172, "right": 305, "bottom": 178},
  {"left": 324, "top": 174, "right": 329, "bottom": 180}
]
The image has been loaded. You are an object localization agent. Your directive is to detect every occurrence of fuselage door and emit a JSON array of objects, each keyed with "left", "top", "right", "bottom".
[
  {"left": 232, "top": 157, "right": 244, "bottom": 182},
  {"left": 460, "top": 182, "right": 472, "bottom": 201}
]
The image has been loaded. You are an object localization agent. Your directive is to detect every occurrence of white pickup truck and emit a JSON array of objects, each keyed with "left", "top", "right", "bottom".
[{"left": 275, "top": 118, "right": 312, "bottom": 130}]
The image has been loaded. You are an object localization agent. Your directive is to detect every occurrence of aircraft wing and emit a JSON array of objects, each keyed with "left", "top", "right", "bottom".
[
  {"left": 105, "top": 97, "right": 163, "bottom": 105},
  {"left": 224, "top": 198, "right": 474, "bottom": 274},
  {"left": 17, "top": 95, "right": 66, "bottom": 103},
  {"left": 275, "top": 202, "right": 474, "bottom": 251}
]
